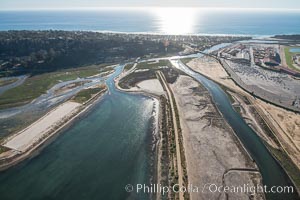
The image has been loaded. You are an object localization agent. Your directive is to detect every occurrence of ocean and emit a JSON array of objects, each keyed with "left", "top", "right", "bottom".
[{"left": 0, "top": 8, "right": 300, "bottom": 36}]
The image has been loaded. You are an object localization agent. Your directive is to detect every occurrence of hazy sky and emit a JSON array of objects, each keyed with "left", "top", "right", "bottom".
[{"left": 1, "top": 0, "right": 300, "bottom": 10}]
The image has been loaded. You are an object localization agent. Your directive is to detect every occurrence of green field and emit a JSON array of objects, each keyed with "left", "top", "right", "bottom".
[
  {"left": 72, "top": 85, "right": 106, "bottom": 104},
  {"left": 284, "top": 47, "right": 300, "bottom": 72},
  {"left": 123, "top": 63, "right": 135, "bottom": 72},
  {"left": 0, "top": 65, "right": 112, "bottom": 109},
  {"left": 136, "top": 60, "right": 172, "bottom": 70},
  {"left": 0, "top": 146, "right": 8, "bottom": 153}
]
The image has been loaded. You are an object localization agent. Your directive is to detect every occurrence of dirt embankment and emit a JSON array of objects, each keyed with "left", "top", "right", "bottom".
[
  {"left": 0, "top": 87, "right": 107, "bottom": 171},
  {"left": 156, "top": 71, "right": 188, "bottom": 200}
]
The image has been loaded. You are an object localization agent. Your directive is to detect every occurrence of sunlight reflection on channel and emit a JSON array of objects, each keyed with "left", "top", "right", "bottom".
[{"left": 153, "top": 8, "right": 197, "bottom": 35}]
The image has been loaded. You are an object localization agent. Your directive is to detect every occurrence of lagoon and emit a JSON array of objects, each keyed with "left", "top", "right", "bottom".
[{"left": 0, "top": 66, "right": 157, "bottom": 200}]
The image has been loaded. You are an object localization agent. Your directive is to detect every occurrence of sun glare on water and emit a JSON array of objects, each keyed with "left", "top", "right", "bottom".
[{"left": 153, "top": 8, "right": 197, "bottom": 35}]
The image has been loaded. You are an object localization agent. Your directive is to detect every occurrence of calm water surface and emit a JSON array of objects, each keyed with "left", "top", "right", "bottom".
[
  {"left": 290, "top": 48, "right": 300, "bottom": 53},
  {"left": 0, "top": 66, "right": 157, "bottom": 200},
  {"left": 0, "top": 8, "right": 300, "bottom": 35}
]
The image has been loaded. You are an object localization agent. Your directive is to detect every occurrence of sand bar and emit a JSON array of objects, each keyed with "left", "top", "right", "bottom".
[
  {"left": 136, "top": 79, "right": 164, "bottom": 95},
  {"left": 3, "top": 102, "right": 81, "bottom": 152}
]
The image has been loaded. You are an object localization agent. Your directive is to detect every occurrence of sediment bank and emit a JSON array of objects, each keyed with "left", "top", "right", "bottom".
[
  {"left": 170, "top": 74, "right": 264, "bottom": 200},
  {"left": 0, "top": 88, "right": 108, "bottom": 171}
]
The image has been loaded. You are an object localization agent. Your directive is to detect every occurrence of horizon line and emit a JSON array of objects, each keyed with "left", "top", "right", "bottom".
[{"left": 1, "top": 6, "right": 300, "bottom": 12}]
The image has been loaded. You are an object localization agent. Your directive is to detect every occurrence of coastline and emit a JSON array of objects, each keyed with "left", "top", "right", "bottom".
[
  {"left": 0, "top": 88, "right": 108, "bottom": 171},
  {"left": 113, "top": 63, "right": 163, "bottom": 188},
  {"left": 0, "top": 24, "right": 294, "bottom": 39}
]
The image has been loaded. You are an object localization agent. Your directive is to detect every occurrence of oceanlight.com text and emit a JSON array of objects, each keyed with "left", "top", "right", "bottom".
[{"left": 125, "top": 183, "right": 294, "bottom": 195}]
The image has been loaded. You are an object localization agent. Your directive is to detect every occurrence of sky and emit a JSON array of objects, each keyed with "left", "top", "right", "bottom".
[{"left": 1, "top": 0, "right": 300, "bottom": 10}]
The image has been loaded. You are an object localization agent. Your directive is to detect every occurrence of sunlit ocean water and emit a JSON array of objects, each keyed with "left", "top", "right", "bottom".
[{"left": 0, "top": 8, "right": 300, "bottom": 36}]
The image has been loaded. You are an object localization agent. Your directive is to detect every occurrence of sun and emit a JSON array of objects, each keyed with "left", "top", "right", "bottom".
[{"left": 153, "top": 8, "right": 197, "bottom": 35}]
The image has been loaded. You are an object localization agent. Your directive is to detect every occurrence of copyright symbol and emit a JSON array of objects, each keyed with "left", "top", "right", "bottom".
[{"left": 125, "top": 184, "right": 134, "bottom": 192}]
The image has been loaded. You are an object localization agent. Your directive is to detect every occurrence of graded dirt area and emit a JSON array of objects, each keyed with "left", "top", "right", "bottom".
[
  {"left": 255, "top": 99, "right": 300, "bottom": 167},
  {"left": 170, "top": 75, "right": 264, "bottom": 200},
  {"left": 187, "top": 56, "right": 242, "bottom": 92},
  {"left": 2, "top": 101, "right": 81, "bottom": 152},
  {"left": 136, "top": 79, "right": 165, "bottom": 95}
]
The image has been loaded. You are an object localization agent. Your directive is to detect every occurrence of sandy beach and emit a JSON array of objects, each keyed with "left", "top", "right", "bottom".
[
  {"left": 116, "top": 78, "right": 165, "bottom": 96},
  {"left": 136, "top": 79, "right": 165, "bottom": 95},
  {"left": 3, "top": 102, "right": 81, "bottom": 152},
  {"left": 114, "top": 64, "right": 165, "bottom": 97}
]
